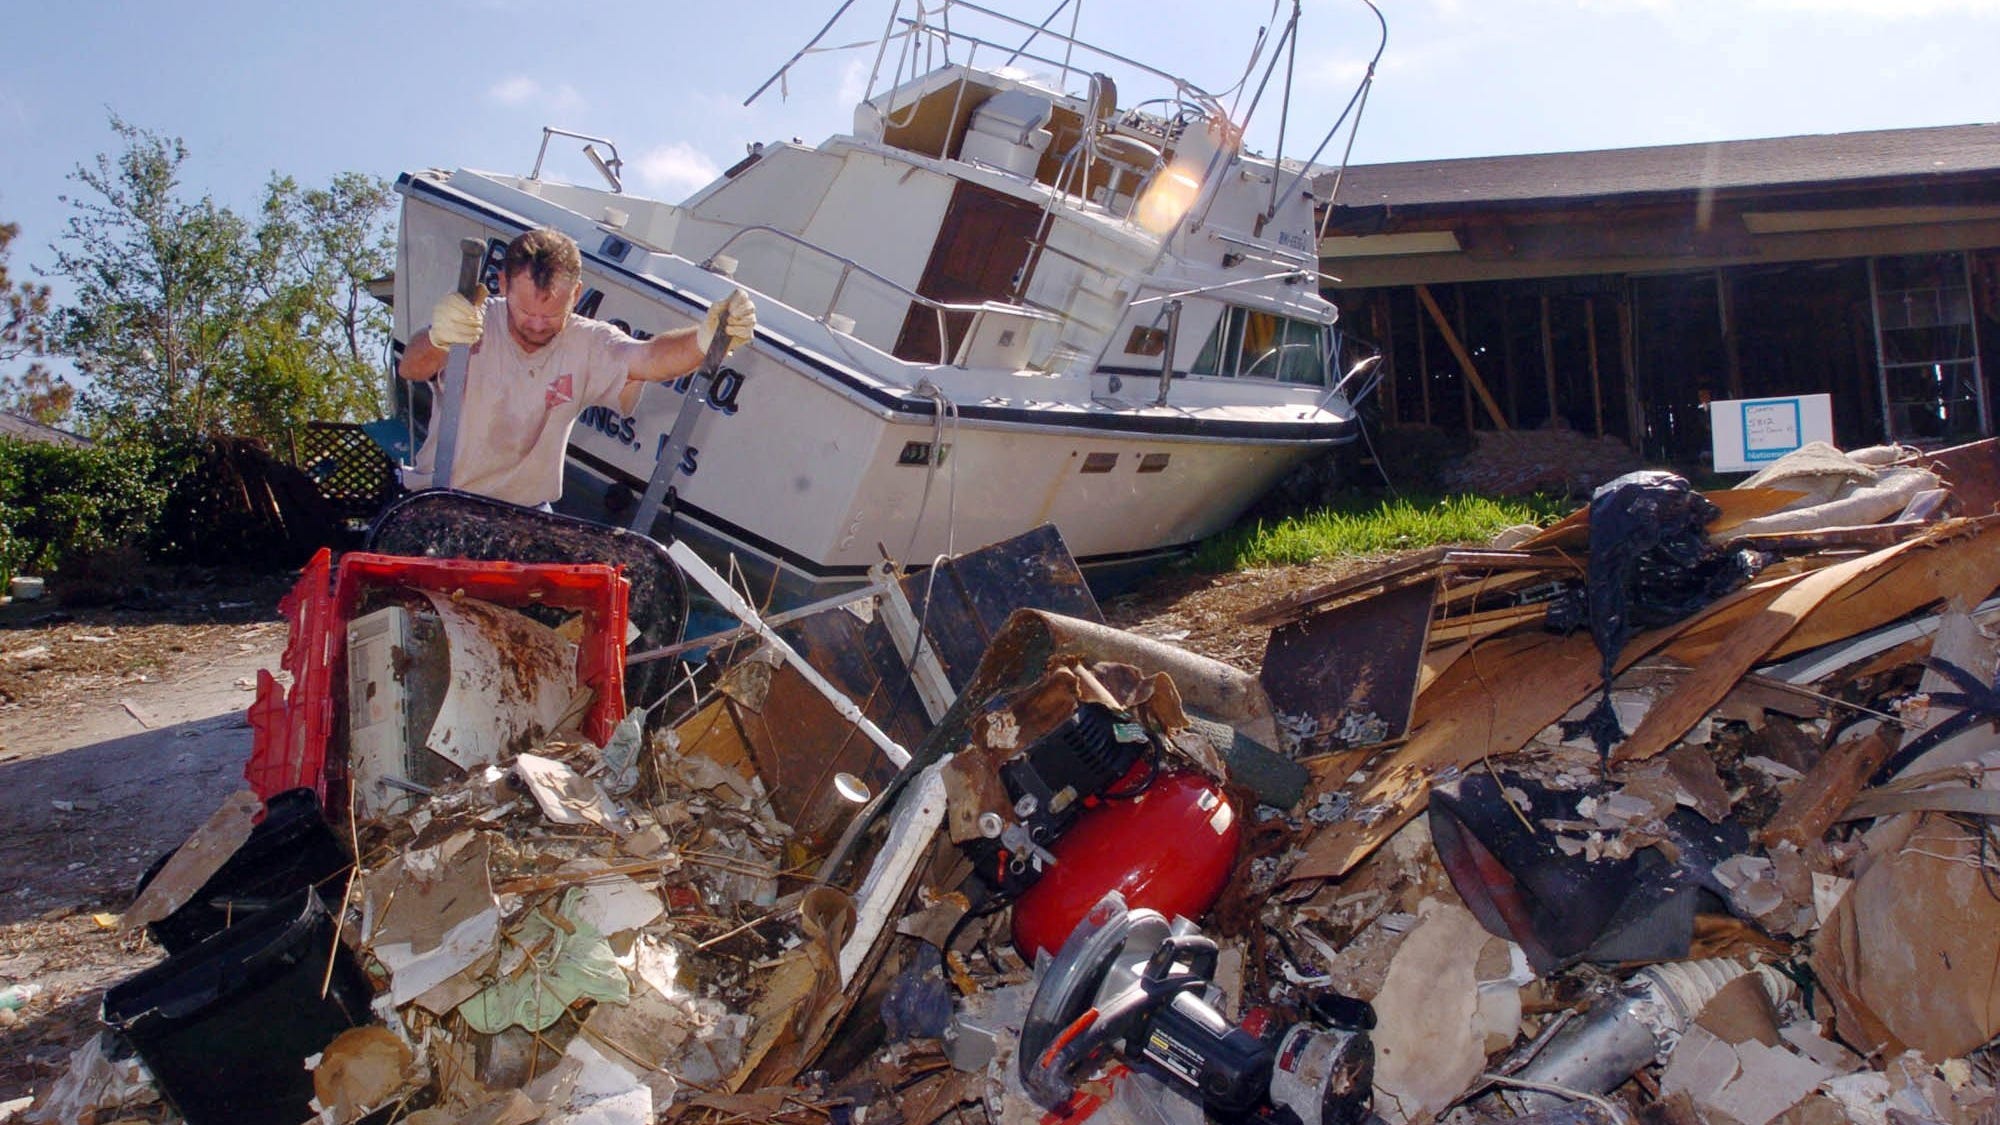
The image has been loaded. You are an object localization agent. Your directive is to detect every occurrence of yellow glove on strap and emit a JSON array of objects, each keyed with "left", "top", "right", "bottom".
[
  {"left": 429, "top": 292, "right": 485, "bottom": 348},
  {"left": 694, "top": 289, "right": 757, "bottom": 358}
]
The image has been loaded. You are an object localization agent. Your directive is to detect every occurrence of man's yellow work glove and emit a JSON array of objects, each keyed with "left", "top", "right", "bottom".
[
  {"left": 694, "top": 289, "right": 757, "bottom": 358},
  {"left": 428, "top": 292, "right": 485, "bottom": 348}
]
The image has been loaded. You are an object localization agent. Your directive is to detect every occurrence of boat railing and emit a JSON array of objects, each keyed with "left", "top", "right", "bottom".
[
  {"left": 866, "top": 1, "right": 1226, "bottom": 127},
  {"left": 702, "top": 225, "right": 1059, "bottom": 367}
]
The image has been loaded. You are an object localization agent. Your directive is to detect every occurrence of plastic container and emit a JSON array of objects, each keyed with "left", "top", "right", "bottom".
[
  {"left": 102, "top": 887, "right": 376, "bottom": 1125},
  {"left": 245, "top": 548, "right": 630, "bottom": 804},
  {"left": 8, "top": 576, "right": 44, "bottom": 601},
  {"left": 133, "top": 788, "right": 352, "bottom": 955}
]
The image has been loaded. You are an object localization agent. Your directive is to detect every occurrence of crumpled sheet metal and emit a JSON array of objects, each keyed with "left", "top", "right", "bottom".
[{"left": 1260, "top": 576, "right": 1436, "bottom": 752}]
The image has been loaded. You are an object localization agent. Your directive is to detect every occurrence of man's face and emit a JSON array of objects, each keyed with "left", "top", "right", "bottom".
[{"left": 500, "top": 270, "right": 581, "bottom": 352}]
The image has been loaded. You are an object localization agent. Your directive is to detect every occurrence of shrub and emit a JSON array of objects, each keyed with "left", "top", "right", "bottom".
[{"left": 0, "top": 438, "right": 169, "bottom": 582}]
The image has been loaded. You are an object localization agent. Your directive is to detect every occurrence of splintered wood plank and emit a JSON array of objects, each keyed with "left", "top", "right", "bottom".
[
  {"left": 1425, "top": 603, "right": 1550, "bottom": 645},
  {"left": 1237, "top": 548, "right": 1447, "bottom": 627},
  {"left": 1618, "top": 520, "right": 2000, "bottom": 764},
  {"left": 1759, "top": 723, "right": 1899, "bottom": 849},
  {"left": 1612, "top": 535, "right": 1937, "bottom": 764},
  {"left": 1284, "top": 576, "right": 1789, "bottom": 883}
]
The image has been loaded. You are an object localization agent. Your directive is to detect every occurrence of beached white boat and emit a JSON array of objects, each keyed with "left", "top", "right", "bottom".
[{"left": 392, "top": 0, "right": 1375, "bottom": 601}]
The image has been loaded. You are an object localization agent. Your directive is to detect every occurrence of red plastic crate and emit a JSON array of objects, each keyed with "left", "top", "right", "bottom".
[{"left": 245, "top": 549, "right": 629, "bottom": 805}]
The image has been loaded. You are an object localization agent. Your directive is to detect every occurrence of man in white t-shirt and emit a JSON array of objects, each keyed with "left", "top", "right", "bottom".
[{"left": 397, "top": 227, "right": 755, "bottom": 508}]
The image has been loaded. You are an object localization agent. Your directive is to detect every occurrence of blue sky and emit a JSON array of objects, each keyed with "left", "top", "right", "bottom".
[{"left": 3, "top": 0, "right": 1997, "bottom": 312}]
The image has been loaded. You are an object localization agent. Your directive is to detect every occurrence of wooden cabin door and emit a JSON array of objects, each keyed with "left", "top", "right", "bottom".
[{"left": 894, "top": 181, "right": 1043, "bottom": 364}]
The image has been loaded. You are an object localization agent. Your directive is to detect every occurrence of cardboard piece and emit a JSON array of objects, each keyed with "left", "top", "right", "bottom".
[
  {"left": 121, "top": 789, "right": 263, "bottom": 931},
  {"left": 363, "top": 832, "right": 502, "bottom": 1008},
  {"left": 1812, "top": 815, "right": 2000, "bottom": 1059}
]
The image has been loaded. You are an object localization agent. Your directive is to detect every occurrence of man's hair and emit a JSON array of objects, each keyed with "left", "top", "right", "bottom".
[{"left": 502, "top": 228, "right": 583, "bottom": 291}]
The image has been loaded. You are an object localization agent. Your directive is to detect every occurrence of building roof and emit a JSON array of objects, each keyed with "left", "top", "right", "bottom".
[
  {"left": 0, "top": 411, "right": 91, "bottom": 448},
  {"left": 1320, "top": 122, "right": 2000, "bottom": 211}
]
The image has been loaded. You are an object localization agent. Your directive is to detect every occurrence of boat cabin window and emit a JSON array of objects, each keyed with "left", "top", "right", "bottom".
[{"left": 1191, "top": 307, "right": 1328, "bottom": 385}]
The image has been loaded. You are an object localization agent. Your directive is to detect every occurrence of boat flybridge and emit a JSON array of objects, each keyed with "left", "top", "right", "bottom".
[{"left": 392, "top": 0, "right": 1383, "bottom": 603}]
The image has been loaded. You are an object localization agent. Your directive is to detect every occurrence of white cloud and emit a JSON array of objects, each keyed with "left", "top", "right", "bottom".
[
  {"left": 488, "top": 75, "right": 539, "bottom": 105},
  {"left": 636, "top": 143, "right": 723, "bottom": 197},
  {"left": 486, "top": 76, "right": 587, "bottom": 115},
  {"left": 837, "top": 58, "right": 872, "bottom": 107}
]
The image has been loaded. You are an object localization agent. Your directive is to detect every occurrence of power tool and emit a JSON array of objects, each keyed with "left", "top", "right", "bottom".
[{"left": 1020, "top": 893, "right": 1375, "bottom": 1125}]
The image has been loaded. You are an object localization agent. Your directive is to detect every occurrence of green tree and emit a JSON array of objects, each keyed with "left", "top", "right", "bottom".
[
  {"left": 0, "top": 219, "right": 71, "bottom": 426},
  {"left": 47, "top": 115, "right": 396, "bottom": 446},
  {"left": 50, "top": 116, "right": 256, "bottom": 442},
  {"left": 233, "top": 172, "right": 396, "bottom": 442}
]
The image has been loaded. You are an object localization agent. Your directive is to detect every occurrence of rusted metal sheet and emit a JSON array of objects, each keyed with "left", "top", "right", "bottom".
[
  {"left": 740, "top": 606, "right": 935, "bottom": 851},
  {"left": 1259, "top": 575, "right": 1438, "bottom": 752},
  {"left": 901, "top": 523, "right": 1101, "bottom": 688}
]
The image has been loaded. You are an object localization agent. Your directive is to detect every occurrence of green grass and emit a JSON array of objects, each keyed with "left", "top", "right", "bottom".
[{"left": 1192, "top": 493, "right": 1572, "bottom": 572}]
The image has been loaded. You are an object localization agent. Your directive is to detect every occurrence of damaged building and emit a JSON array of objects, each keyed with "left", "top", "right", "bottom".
[{"left": 1318, "top": 122, "right": 2000, "bottom": 465}]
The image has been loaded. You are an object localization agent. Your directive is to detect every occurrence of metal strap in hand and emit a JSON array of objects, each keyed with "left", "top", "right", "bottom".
[
  {"left": 430, "top": 238, "right": 487, "bottom": 489},
  {"left": 629, "top": 312, "right": 734, "bottom": 534}
]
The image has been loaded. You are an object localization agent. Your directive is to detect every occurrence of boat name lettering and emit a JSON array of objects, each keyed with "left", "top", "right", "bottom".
[
  {"left": 652, "top": 434, "right": 700, "bottom": 478},
  {"left": 606, "top": 318, "right": 656, "bottom": 343},
  {"left": 670, "top": 367, "right": 743, "bottom": 415},
  {"left": 578, "top": 405, "right": 638, "bottom": 445},
  {"left": 1276, "top": 230, "right": 1310, "bottom": 251}
]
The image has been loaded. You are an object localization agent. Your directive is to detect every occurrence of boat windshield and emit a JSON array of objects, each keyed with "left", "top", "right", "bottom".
[{"left": 1191, "top": 306, "right": 1328, "bottom": 385}]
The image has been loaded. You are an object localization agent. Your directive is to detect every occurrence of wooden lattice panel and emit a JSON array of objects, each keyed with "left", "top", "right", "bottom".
[{"left": 296, "top": 421, "right": 399, "bottom": 519}]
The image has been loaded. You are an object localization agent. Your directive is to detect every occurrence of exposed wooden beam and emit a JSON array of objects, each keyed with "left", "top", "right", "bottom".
[
  {"left": 1718, "top": 268, "right": 1744, "bottom": 399},
  {"left": 1540, "top": 293, "right": 1557, "bottom": 426},
  {"left": 1587, "top": 296, "right": 1604, "bottom": 438},
  {"left": 1414, "top": 288, "right": 1432, "bottom": 425},
  {"left": 1457, "top": 285, "right": 1474, "bottom": 432},
  {"left": 1416, "top": 284, "right": 1509, "bottom": 430},
  {"left": 1620, "top": 286, "right": 1642, "bottom": 451}
]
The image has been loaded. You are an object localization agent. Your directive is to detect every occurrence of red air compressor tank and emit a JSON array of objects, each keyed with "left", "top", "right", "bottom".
[{"left": 1010, "top": 771, "right": 1240, "bottom": 961}]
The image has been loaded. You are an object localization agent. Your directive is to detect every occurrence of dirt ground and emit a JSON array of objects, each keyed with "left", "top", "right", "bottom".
[
  {"left": 0, "top": 573, "right": 297, "bottom": 1105},
  {"left": 0, "top": 553, "right": 1383, "bottom": 1108}
]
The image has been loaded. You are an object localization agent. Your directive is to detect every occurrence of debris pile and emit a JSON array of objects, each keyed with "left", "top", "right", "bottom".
[{"left": 19, "top": 438, "right": 2000, "bottom": 1125}]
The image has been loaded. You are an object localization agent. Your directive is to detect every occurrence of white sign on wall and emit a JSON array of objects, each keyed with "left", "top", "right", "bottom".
[{"left": 1709, "top": 393, "right": 1835, "bottom": 473}]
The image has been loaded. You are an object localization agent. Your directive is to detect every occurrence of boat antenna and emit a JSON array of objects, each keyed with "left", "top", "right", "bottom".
[
  {"left": 1269, "top": 0, "right": 1387, "bottom": 226},
  {"left": 1231, "top": 4, "right": 1299, "bottom": 144},
  {"left": 1003, "top": 1, "right": 1071, "bottom": 64},
  {"left": 744, "top": 0, "right": 864, "bottom": 106},
  {"left": 1266, "top": 0, "right": 1302, "bottom": 221},
  {"left": 1221, "top": 2, "right": 1283, "bottom": 129}
]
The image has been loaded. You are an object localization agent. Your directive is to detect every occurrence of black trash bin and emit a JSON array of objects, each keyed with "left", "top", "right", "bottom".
[
  {"left": 102, "top": 887, "right": 376, "bottom": 1125},
  {"left": 135, "top": 787, "right": 352, "bottom": 954}
]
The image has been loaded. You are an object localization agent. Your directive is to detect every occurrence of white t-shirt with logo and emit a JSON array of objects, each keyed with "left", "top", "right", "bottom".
[{"left": 405, "top": 302, "right": 633, "bottom": 507}]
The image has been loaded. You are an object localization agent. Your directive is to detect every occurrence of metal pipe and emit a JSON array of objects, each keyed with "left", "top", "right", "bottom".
[
  {"left": 665, "top": 540, "right": 911, "bottom": 768},
  {"left": 1154, "top": 299, "right": 1182, "bottom": 406}
]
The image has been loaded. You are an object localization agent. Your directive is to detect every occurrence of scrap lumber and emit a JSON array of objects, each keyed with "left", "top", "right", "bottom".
[
  {"left": 1611, "top": 533, "right": 1939, "bottom": 764},
  {"left": 1616, "top": 520, "right": 2000, "bottom": 763},
  {"left": 1237, "top": 548, "right": 1447, "bottom": 628},
  {"left": 1282, "top": 574, "right": 1795, "bottom": 883},
  {"left": 1758, "top": 723, "right": 1901, "bottom": 849}
]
